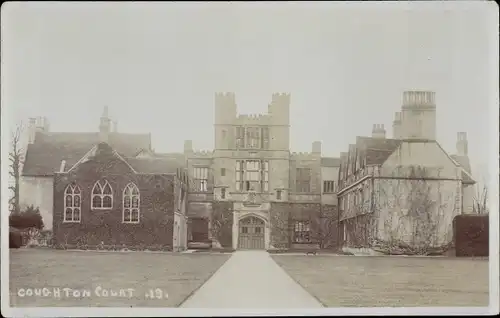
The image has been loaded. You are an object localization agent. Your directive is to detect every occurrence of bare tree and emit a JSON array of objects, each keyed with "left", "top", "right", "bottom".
[
  {"left": 310, "top": 208, "right": 338, "bottom": 249},
  {"left": 472, "top": 184, "right": 488, "bottom": 214},
  {"left": 9, "top": 122, "right": 24, "bottom": 214}
]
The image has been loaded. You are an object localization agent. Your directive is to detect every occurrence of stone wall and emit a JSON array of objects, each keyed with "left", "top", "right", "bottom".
[
  {"left": 53, "top": 146, "right": 175, "bottom": 250},
  {"left": 269, "top": 202, "right": 339, "bottom": 249}
]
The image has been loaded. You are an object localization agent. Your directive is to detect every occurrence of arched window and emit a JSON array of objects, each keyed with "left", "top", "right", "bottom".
[
  {"left": 64, "top": 183, "right": 81, "bottom": 222},
  {"left": 123, "top": 183, "right": 140, "bottom": 223},
  {"left": 91, "top": 180, "right": 113, "bottom": 209}
]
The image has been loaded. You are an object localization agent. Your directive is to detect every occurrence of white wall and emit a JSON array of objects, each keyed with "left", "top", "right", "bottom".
[
  {"left": 374, "top": 178, "right": 460, "bottom": 246},
  {"left": 382, "top": 141, "right": 460, "bottom": 179},
  {"left": 376, "top": 141, "right": 463, "bottom": 247},
  {"left": 19, "top": 176, "right": 54, "bottom": 230}
]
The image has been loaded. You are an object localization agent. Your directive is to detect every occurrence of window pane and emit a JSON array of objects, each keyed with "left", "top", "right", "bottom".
[
  {"left": 92, "top": 196, "right": 102, "bottom": 208},
  {"left": 103, "top": 183, "right": 112, "bottom": 195},
  {"left": 74, "top": 195, "right": 81, "bottom": 207},
  {"left": 73, "top": 186, "right": 81, "bottom": 194},
  {"left": 65, "top": 195, "right": 72, "bottom": 207},
  {"left": 74, "top": 208, "right": 80, "bottom": 221},
  {"left": 132, "top": 196, "right": 139, "bottom": 208},
  {"left": 103, "top": 196, "right": 112, "bottom": 208},
  {"left": 131, "top": 209, "right": 139, "bottom": 222},
  {"left": 65, "top": 208, "right": 72, "bottom": 220},
  {"left": 124, "top": 196, "right": 131, "bottom": 208},
  {"left": 92, "top": 183, "right": 101, "bottom": 195},
  {"left": 124, "top": 209, "right": 131, "bottom": 222},
  {"left": 132, "top": 186, "right": 139, "bottom": 195}
]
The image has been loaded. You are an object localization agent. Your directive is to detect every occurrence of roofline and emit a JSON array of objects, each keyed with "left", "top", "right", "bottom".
[
  {"left": 434, "top": 140, "right": 476, "bottom": 183},
  {"left": 375, "top": 139, "right": 476, "bottom": 184},
  {"left": 66, "top": 145, "right": 98, "bottom": 173},
  {"left": 66, "top": 143, "right": 138, "bottom": 174}
]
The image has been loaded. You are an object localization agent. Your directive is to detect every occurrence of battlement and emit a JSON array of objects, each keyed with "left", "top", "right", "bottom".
[
  {"left": 372, "top": 124, "right": 385, "bottom": 132},
  {"left": 271, "top": 92, "right": 291, "bottom": 105},
  {"left": 192, "top": 150, "right": 213, "bottom": 158},
  {"left": 237, "top": 113, "right": 269, "bottom": 120},
  {"left": 402, "top": 91, "right": 436, "bottom": 107},
  {"left": 215, "top": 92, "right": 236, "bottom": 106},
  {"left": 393, "top": 112, "right": 402, "bottom": 122},
  {"left": 290, "top": 151, "right": 317, "bottom": 160}
]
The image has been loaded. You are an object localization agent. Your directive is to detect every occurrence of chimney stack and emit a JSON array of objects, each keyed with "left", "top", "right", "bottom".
[
  {"left": 371, "top": 124, "right": 386, "bottom": 139},
  {"left": 184, "top": 140, "right": 193, "bottom": 154},
  {"left": 456, "top": 132, "right": 468, "bottom": 156},
  {"left": 392, "top": 112, "right": 402, "bottom": 139},
  {"left": 99, "top": 106, "right": 111, "bottom": 143}
]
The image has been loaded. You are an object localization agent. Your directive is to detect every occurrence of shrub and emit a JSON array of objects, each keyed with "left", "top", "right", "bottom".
[
  {"left": 9, "top": 205, "right": 44, "bottom": 230},
  {"left": 9, "top": 228, "right": 23, "bottom": 248}
]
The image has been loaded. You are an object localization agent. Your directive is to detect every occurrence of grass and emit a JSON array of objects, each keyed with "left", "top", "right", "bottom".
[
  {"left": 9, "top": 249, "right": 230, "bottom": 307},
  {"left": 271, "top": 255, "right": 489, "bottom": 307}
]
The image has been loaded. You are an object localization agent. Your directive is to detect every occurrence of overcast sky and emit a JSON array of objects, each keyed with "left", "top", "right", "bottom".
[{"left": 2, "top": 2, "right": 496, "bottom": 182}]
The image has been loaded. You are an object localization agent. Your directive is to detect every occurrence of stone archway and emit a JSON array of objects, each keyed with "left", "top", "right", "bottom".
[{"left": 238, "top": 215, "right": 265, "bottom": 250}]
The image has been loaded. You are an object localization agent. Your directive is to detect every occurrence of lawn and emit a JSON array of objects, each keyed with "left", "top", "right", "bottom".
[
  {"left": 272, "top": 255, "right": 489, "bottom": 307},
  {"left": 9, "top": 249, "right": 230, "bottom": 307}
]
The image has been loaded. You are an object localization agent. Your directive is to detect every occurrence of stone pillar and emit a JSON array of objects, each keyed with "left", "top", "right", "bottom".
[
  {"left": 232, "top": 211, "right": 239, "bottom": 249},
  {"left": 265, "top": 221, "right": 271, "bottom": 250}
]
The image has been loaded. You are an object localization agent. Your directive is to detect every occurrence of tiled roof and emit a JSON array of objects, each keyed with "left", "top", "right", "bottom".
[
  {"left": 22, "top": 132, "right": 151, "bottom": 176},
  {"left": 356, "top": 137, "right": 402, "bottom": 165},
  {"left": 320, "top": 157, "right": 341, "bottom": 167},
  {"left": 125, "top": 157, "right": 186, "bottom": 174}
]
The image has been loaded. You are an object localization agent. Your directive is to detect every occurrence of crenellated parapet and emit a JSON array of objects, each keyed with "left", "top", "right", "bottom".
[
  {"left": 236, "top": 113, "right": 272, "bottom": 125},
  {"left": 268, "top": 92, "right": 290, "bottom": 125},
  {"left": 271, "top": 92, "right": 291, "bottom": 105},
  {"left": 402, "top": 91, "right": 436, "bottom": 109},
  {"left": 215, "top": 92, "right": 236, "bottom": 105},
  {"left": 191, "top": 150, "right": 213, "bottom": 158},
  {"left": 290, "top": 151, "right": 318, "bottom": 160}
]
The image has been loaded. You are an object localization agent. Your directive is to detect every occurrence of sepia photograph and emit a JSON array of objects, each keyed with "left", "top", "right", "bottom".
[{"left": 1, "top": 1, "right": 498, "bottom": 317}]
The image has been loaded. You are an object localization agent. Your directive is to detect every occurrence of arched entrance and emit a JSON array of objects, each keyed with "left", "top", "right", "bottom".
[{"left": 238, "top": 216, "right": 265, "bottom": 250}]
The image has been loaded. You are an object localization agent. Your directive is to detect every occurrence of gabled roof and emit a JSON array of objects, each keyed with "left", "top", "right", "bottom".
[
  {"left": 451, "top": 154, "right": 472, "bottom": 174},
  {"left": 22, "top": 132, "right": 151, "bottom": 176},
  {"left": 66, "top": 143, "right": 138, "bottom": 174},
  {"left": 450, "top": 155, "right": 475, "bottom": 185},
  {"left": 320, "top": 157, "right": 341, "bottom": 167},
  {"left": 355, "top": 136, "right": 402, "bottom": 165}
]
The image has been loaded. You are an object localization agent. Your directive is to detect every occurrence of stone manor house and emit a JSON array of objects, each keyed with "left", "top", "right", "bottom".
[
  {"left": 337, "top": 91, "right": 475, "bottom": 252},
  {"left": 19, "top": 91, "right": 475, "bottom": 251},
  {"left": 20, "top": 93, "right": 341, "bottom": 251}
]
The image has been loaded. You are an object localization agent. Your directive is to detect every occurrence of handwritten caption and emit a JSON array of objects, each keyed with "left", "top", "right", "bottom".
[{"left": 16, "top": 286, "right": 169, "bottom": 300}]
